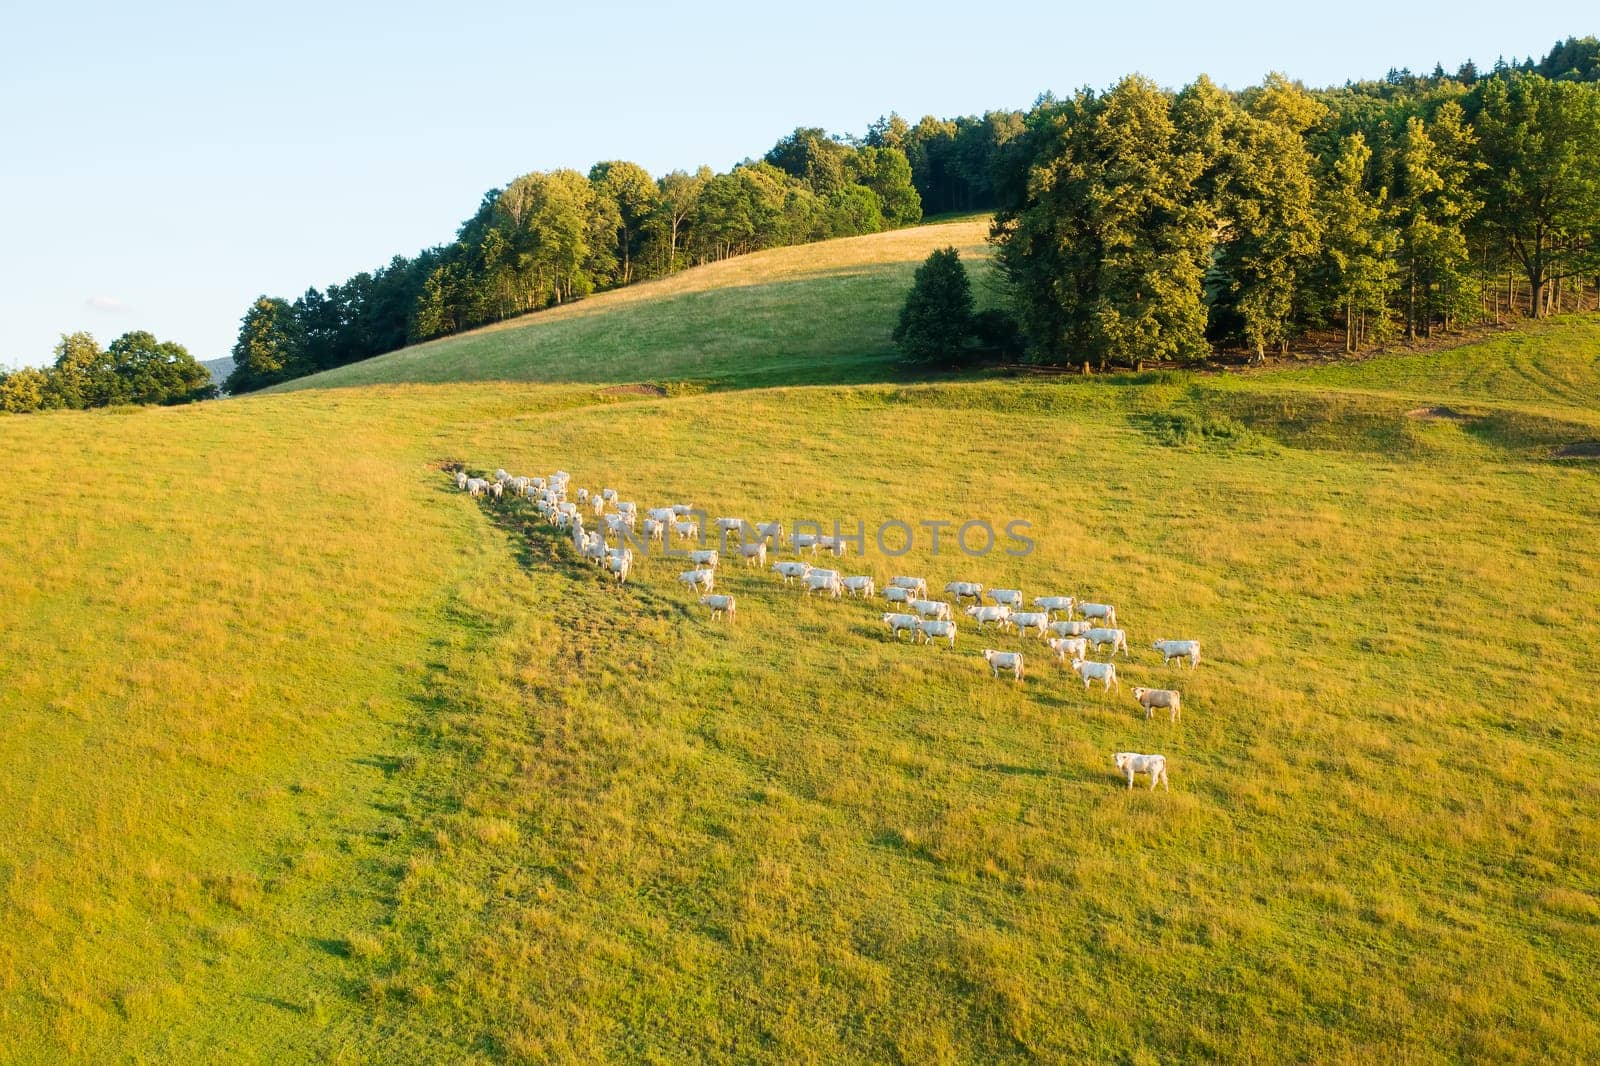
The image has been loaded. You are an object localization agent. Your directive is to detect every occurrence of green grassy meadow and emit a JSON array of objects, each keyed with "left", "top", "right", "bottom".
[
  {"left": 275, "top": 217, "right": 995, "bottom": 393},
  {"left": 3, "top": 222, "right": 1600, "bottom": 1061}
]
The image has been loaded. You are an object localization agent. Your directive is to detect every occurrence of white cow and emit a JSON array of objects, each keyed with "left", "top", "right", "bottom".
[
  {"left": 1152, "top": 639, "right": 1202, "bottom": 669},
  {"left": 687, "top": 548, "right": 720, "bottom": 569},
  {"left": 909, "top": 599, "right": 952, "bottom": 621},
  {"left": 466, "top": 478, "right": 488, "bottom": 497},
  {"left": 1085, "top": 627, "right": 1129, "bottom": 658},
  {"left": 700, "top": 594, "right": 736, "bottom": 622},
  {"left": 643, "top": 518, "right": 667, "bottom": 543},
  {"left": 601, "top": 488, "right": 618, "bottom": 502},
  {"left": 889, "top": 576, "right": 929, "bottom": 598},
  {"left": 1048, "top": 619, "right": 1093, "bottom": 638},
  {"left": 739, "top": 542, "right": 768, "bottom": 567},
  {"left": 678, "top": 568, "right": 715, "bottom": 593},
  {"left": 647, "top": 507, "right": 676, "bottom": 528},
  {"left": 1133, "top": 687, "right": 1182, "bottom": 722},
  {"left": 1010, "top": 611, "right": 1051, "bottom": 637},
  {"left": 1070, "top": 658, "right": 1119, "bottom": 691},
  {"left": 841, "top": 575, "right": 876, "bottom": 598},
  {"left": 884, "top": 586, "right": 915, "bottom": 606},
  {"left": 917, "top": 618, "right": 957, "bottom": 648},
  {"left": 1046, "top": 636, "right": 1088, "bottom": 662},
  {"left": 945, "top": 581, "right": 984, "bottom": 605},
  {"left": 1114, "top": 752, "right": 1169, "bottom": 791},
  {"left": 981, "top": 649, "right": 1024, "bottom": 681},
  {"left": 1032, "top": 595, "right": 1075, "bottom": 617},
  {"left": 1078, "top": 602, "right": 1117, "bottom": 626},
  {"left": 606, "top": 549, "right": 633, "bottom": 584},
  {"left": 592, "top": 496, "right": 607, "bottom": 517},
  {"left": 988, "top": 588, "right": 1023, "bottom": 608},
  {"left": 671, "top": 503, "right": 696, "bottom": 517},
  {"left": 672, "top": 519, "right": 700, "bottom": 540},
  {"left": 882, "top": 612, "right": 921, "bottom": 641},
  {"left": 454, "top": 470, "right": 468, "bottom": 489},
  {"left": 805, "top": 569, "right": 843, "bottom": 597},
  {"left": 964, "top": 604, "right": 1012, "bottom": 631},
  {"left": 772, "top": 560, "right": 811, "bottom": 585}
]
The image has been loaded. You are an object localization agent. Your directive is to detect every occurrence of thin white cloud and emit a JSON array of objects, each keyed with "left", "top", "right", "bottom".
[{"left": 84, "top": 295, "right": 133, "bottom": 313}]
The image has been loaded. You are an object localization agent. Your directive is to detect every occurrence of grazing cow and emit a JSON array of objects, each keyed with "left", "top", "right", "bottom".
[
  {"left": 964, "top": 604, "right": 1012, "bottom": 631},
  {"left": 1046, "top": 636, "right": 1088, "bottom": 663},
  {"left": 945, "top": 581, "right": 984, "bottom": 605},
  {"left": 1009, "top": 611, "right": 1051, "bottom": 637},
  {"left": 678, "top": 568, "right": 715, "bottom": 594},
  {"left": 1070, "top": 658, "right": 1119, "bottom": 691},
  {"left": 1114, "top": 752, "right": 1169, "bottom": 791},
  {"left": 888, "top": 576, "right": 929, "bottom": 598},
  {"left": 700, "top": 594, "right": 736, "bottom": 622},
  {"left": 1032, "top": 595, "right": 1075, "bottom": 617},
  {"left": 1133, "top": 687, "right": 1182, "bottom": 722},
  {"left": 841, "top": 575, "right": 876, "bottom": 598},
  {"left": 805, "top": 569, "right": 843, "bottom": 597},
  {"left": 606, "top": 549, "right": 633, "bottom": 584},
  {"left": 1078, "top": 602, "right": 1117, "bottom": 626},
  {"left": 981, "top": 649, "right": 1024, "bottom": 681},
  {"left": 882, "top": 612, "right": 921, "bottom": 641},
  {"left": 772, "top": 560, "right": 811, "bottom": 585},
  {"left": 1085, "top": 627, "right": 1129, "bottom": 658},
  {"left": 1152, "top": 639, "right": 1201, "bottom": 669}
]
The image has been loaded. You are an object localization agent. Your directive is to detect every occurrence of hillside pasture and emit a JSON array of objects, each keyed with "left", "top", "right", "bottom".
[
  {"left": 4, "top": 337, "right": 1598, "bottom": 1059},
  {"left": 276, "top": 217, "right": 994, "bottom": 393}
]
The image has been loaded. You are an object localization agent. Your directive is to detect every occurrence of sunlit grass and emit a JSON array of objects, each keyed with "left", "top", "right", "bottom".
[
  {"left": 3, "top": 305, "right": 1600, "bottom": 1059},
  {"left": 274, "top": 217, "right": 994, "bottom": 393}
]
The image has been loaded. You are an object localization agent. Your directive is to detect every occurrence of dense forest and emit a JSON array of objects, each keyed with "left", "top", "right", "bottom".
[{"left": 993, "top": 46, "right": 1600, "bottom": 367}]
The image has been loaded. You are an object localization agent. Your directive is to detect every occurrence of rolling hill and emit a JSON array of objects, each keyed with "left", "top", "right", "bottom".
[
  {"left": 275, "top": 217, "right": 994, "bottom": 392},
  {"left": 4, "top": 223, "right": 1600, "bottom": 1061}
]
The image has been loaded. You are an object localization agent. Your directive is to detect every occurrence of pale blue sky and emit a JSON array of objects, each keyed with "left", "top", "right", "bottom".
[{"left": 1, "top": 1, "right": 1593, "bottom": 367}]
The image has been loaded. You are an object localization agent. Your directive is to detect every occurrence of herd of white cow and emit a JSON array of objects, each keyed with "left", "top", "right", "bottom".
[{"left": 458, "top": 465, "right": 1191, "bottom": 791}]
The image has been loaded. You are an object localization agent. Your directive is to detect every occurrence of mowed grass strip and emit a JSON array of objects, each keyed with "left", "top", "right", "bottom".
[{"left": 275, "top": 217, "right": 994, "bottom": 393}]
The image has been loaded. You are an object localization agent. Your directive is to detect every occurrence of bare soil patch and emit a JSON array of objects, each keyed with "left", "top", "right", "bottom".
[{"left": 601, "top": 383, "right": 668, "bottom": 397}]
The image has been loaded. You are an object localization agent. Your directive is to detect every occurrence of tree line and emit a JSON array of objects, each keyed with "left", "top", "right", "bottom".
[
  {"left": 0, "top": 332, "right": 214, "bottom": 413},
  {"left": 992, "top": 42, "right": 1600, "bottom": 367},
  {"left": 225, "top": 130, "right": 942, "bottom": 392}
]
